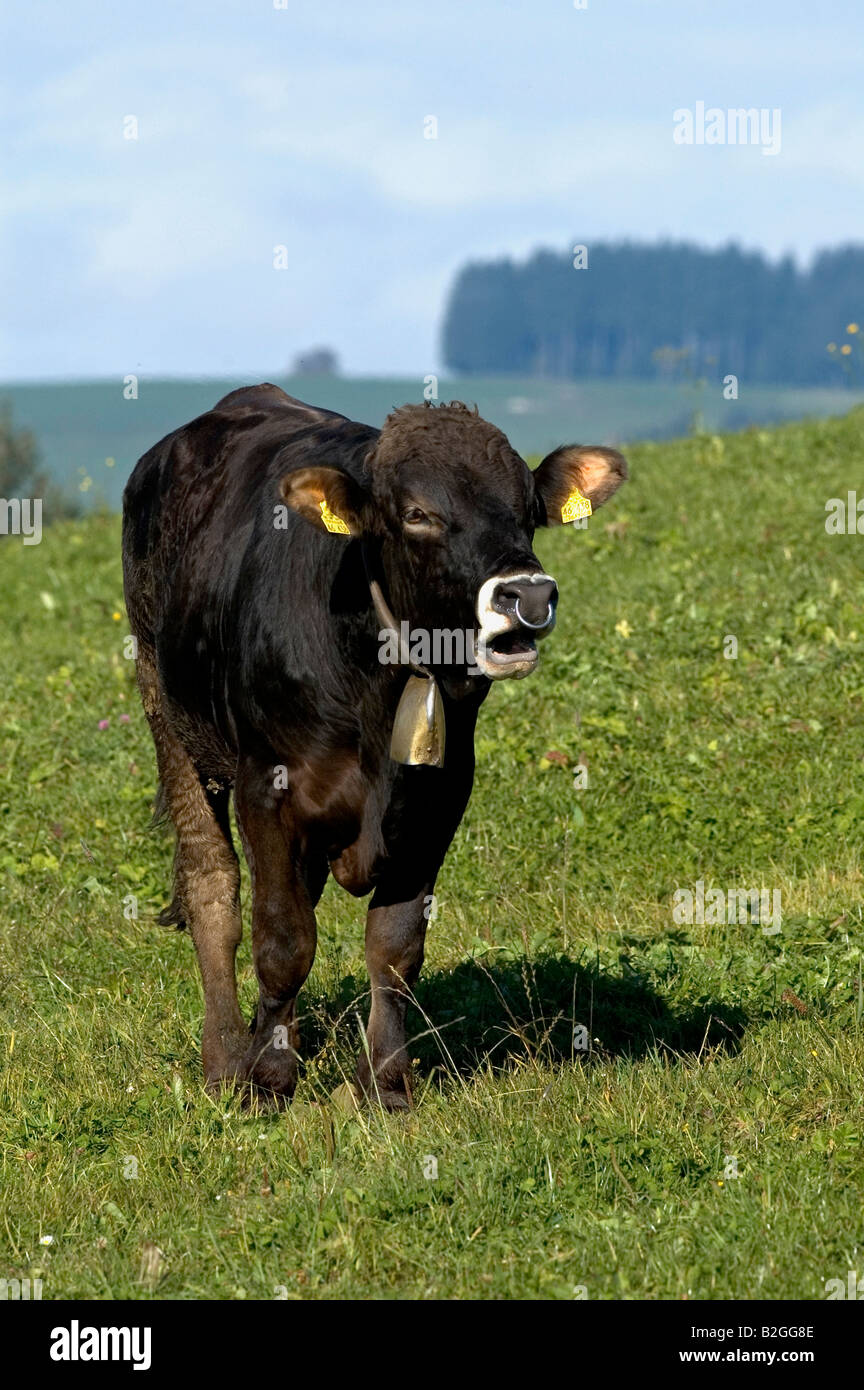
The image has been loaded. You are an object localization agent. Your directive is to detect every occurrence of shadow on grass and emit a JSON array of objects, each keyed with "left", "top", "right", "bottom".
[{"left": 301, "top": 952, "right": 747, "bottom": 1084}]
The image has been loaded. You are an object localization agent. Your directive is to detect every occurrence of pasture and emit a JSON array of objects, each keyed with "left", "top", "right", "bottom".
[{"left": 1, "top": 408, "right": 863, "bottom": 1300}]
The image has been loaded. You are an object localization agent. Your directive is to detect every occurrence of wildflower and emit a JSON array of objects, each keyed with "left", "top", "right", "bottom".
[
  {"left": 615, "top": 618, "right": 632, "bottom": 639},
  {"left": 40, "top": 1234, "right": 54, "bottom": 1246},
  {"left": 841, "top": 344, "right": 852, "bottom": 356},
  {"left": 112, "top": 611, "right": 122, "bottom": 621},
  {"left": 847, "top": 323, "right": 859, "bottom": 334},
  {"left": 119, "top": 713, "right": 130, "bottom": 723},
  {"left": 827, "top": 343, "right": 837, "bottom": 353},
  {"left": 98, "top": 719, "right": 110, "bottom": 731}
]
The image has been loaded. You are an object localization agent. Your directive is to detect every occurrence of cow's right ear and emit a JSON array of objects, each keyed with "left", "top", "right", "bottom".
[{"left": 279, "top": 466, "right": 370, "bottom": 536}]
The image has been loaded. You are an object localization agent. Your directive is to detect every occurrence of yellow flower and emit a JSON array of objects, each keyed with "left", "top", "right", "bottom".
[
  {"left": 112, "top": 611, "right": 122, "bottom": 621},
  {"left": 615, "top": 618, "right": 632, "bottom": 639},
  {"left": 827, "top": 342, "right": 837, "bottom": 352},
  {"left": 847, "top": 323, "right": 859, "bottom": 334},
  {"left": 841, "top": 344, "right": 852, "bottom": 355}
]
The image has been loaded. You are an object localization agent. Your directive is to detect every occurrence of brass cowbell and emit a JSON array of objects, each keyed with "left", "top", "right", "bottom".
[
  {"left": 365, "top": 569, "right": 447, "bottom": 768},
  {"left": 389, "top": 672, "right": 446, "bottom": 767}
]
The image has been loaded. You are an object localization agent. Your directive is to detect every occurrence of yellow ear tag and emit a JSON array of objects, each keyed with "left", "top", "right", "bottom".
[
  {"left": 561, "top": 488, "right": 592, "bottom": 524},
  {"left": 319, "top": 499, "right": 351, "bottom": 535}
]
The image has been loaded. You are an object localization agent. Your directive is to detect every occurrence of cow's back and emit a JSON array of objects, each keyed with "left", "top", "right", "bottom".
[
  {"left": 121, "top": 384, "right": 380, "bottom": 757},
  {"left": 123, "top": 384, "right": 371, "bottom": 626}
]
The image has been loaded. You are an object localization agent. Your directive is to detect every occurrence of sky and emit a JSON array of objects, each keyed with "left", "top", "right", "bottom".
[{"left": 1, "top": 0, "right": 862, "bottom": 381}]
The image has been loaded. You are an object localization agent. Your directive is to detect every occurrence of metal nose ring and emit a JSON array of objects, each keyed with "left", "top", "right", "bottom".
[{"left": 514, "top": 598, "right": 555, "bottom": 631}]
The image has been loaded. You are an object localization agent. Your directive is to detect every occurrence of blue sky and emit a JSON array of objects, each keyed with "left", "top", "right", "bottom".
[{"left": 1, "top": 0, "right": 861, "bottom": 380}]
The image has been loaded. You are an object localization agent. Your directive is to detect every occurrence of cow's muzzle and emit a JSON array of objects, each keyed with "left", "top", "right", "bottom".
[{"left": 473, "top": 571, "right": 558, "bottom": 679}]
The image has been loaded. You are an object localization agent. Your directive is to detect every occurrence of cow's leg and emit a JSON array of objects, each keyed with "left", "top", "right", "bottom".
[
  {"left": 233, "top": 758, "right": 320, "bottom": 1103},
  {"left": 136, "top": 652, "right": 247, "bottom": 1086},
  {"left": 358, "top": 882, "right": 436, "bottom": 1110},
  {"left": 357, "top": 748, "right": 476, "bottom": 1110}
]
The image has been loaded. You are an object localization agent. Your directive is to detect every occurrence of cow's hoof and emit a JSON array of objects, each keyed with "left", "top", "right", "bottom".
[
  {"left": 202, "top": 1030, "right": 252, "bottom": 1094},
  {"left": 242, "top": 1082, "right": 293, "bottom": 1112},
  {"left": 356, "top": 1079, "right": 412, "bottom": 1112},
  {"left": 240, "top": 1041, "right": 298, "bottom": 1106},
  {"left": 355, "top": 1058, "right": 414, "bottom": 1111},
  {"left": 204, "top": 1071, "right": 243, "bottom": 1098},
  {"left": 374, "top": 1088, "right": 411, "bottom": 1113}
]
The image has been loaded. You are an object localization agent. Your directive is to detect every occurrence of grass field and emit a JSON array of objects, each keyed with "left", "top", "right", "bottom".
[{"left": 1, "top": 409, "right": 863, "bottom": 1301}]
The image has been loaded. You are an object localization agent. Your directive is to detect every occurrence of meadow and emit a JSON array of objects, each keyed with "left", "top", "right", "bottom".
[{"left": 1, "top": 408, "right": 863, "bottom": 1300}]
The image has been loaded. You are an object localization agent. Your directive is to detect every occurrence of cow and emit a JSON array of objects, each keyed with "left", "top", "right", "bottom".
[{"left": 122, "top": 385, "right": 626, "bottom": 1108}]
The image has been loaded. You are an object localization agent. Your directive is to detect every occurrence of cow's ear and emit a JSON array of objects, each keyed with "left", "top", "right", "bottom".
[
  {"left": 279, "top": 466, "right": 369, "bottom": 536},
  {"left": 533, "top": 445, "right": 627, "bottom": 527}
]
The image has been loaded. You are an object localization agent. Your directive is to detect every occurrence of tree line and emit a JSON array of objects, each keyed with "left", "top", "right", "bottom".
[{"left": 441, "top": 241, "right": 863, "bottom": 384}]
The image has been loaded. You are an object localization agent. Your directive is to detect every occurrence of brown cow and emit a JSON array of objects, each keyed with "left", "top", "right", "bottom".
[{"left": 122, "top": 386, "right": 626, "bottom": 1106}]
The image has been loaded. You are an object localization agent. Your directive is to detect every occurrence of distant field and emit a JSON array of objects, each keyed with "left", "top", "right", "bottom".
[
  {"left": 1, "top": 374, "right": 862, "bottom": 511},
  {"left": 1, "top": 408, "right": 863, "bottom": 1299}
]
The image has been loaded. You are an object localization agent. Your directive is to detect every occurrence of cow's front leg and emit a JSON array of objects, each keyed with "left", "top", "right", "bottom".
[
  {"left": 234, "top": 759, "right": 319, "bottom": 1103},
  {"left": 356, "top": 730, "right": 477, "bottom": 1109},
  {"left": 358, "top": 882, "right": 434, "bottom": 1110}
]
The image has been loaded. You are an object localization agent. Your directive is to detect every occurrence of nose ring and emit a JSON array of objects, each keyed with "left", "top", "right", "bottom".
[{"left": 514, "top": 598, "right": 555, "bottom": 631}]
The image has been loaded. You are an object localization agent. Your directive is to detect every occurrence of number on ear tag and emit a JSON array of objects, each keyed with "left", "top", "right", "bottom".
[
  {"left": 320, "top": 499, "right": 350, "bottom": 534},
  {"left": 561, "top": 488, "right": 592, "bottom": 524}
]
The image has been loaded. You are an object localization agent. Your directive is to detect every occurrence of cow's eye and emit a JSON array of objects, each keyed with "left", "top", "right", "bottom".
[{"left": 402, "top": 506, "right": 430, "bottom": 526}]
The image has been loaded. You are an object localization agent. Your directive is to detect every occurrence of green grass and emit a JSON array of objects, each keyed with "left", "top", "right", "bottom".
[{"left": 1, "top": 409, "right": 863, "bottom": 1300}]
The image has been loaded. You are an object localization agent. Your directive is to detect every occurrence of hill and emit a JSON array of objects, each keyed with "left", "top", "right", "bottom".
[{"left": 1, "top": 408, "right": 863, "bottom": 1298}]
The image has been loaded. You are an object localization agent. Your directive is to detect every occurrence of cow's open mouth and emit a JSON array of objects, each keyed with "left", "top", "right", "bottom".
[
  {"left": 489, "top": 629, "right": 537, "bottom": 661},
  {"left": 472, "top": 626, "right": 539, "bottom": 679}
]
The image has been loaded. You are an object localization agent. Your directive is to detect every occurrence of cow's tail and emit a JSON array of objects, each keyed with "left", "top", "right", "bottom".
[
  {"left": 157, "top": 895, "right": 187, "bottom": 931},
  {"left": 149, "top": 780, "right": 170, "bottom": 829},
  {"left": 150, "top": 781, "right": 188, "bottom": 931}
]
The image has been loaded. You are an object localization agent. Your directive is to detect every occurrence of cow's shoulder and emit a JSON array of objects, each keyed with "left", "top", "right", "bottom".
[{"left": 212, "top": 382, "right": 349, "bottom": 429}]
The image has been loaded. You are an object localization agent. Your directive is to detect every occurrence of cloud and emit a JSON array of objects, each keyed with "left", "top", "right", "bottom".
[{"left": 2, "top": 0, "right": 862, "bottom": 378}]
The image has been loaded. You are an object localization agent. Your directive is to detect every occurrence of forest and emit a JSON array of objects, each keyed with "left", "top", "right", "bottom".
[{"left": 442, "top": 241, "right": 863, "bottom": 384}]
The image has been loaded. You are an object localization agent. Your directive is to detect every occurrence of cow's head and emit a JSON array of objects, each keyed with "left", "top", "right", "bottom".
[{"left": 280, "top": 402, "right": 626, "bottom": 684}]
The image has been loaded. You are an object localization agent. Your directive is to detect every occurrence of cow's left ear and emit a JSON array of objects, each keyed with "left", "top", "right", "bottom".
[
  {"left": 279, "top": 466, "right": 370, "bottom": 536},
  {"left": 532, "top": 445, "right": 628, "bottom": 527}
]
